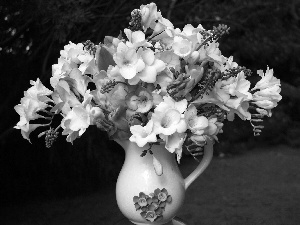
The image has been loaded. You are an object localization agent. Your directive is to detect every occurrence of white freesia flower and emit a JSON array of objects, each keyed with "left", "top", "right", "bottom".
[
  {"left": 193, "top": 80, "right": 230, "bottom": 111},
  {"left": 129, "top": 120, "right": 157, "bottom": 147},
  {"left": 205, "top": 117, "right": 223, "bottom": 139},
  {"left": 61, "top": 91, "right": 102, "bottom": 141},
  {"left": 140, "top": 3, "right": 160, "bottom": 31},
  {"left": 252, "top": 67, "right": 280, "bottom": 91},
  {"left": 226, "top": 99, "right": 251, "bottom": 120},
  {"left": 172, "top": 36, "right": 193, "bottom": 57},
  {"left": 62, "top": 105, "right": 90, "bottom": 136},
  {"left": 252, "top": 99, "right": 277, "bottom": 110},
  {"left": 177, "top": 24, "right": 205, "bottom": 50},
  {"left": 155, "top": 68, "right": 174, "bottom": 94},
  {"left": 221, "top": 72, "right": 252, "bottom": 120},
  {"left": 129, "top": 49, "right": 165, "bottom": 84},
  {"left": 193, "top": 73, "right": 253, "bottom": 121},
  {"left": 125, "top": 87, "right": 153, "bottom": 113},
  {"left": 14, "top": 96, "right": 47, "bottom": 130},
  {"left": 252, "top": 68, "right": 282, "bottom": 110},
  {"left": 220, "top": 56, "right": 238, "bottom": 73},
  {"left": 55, "top": 79, "right": 81, "bottom": 110},
  {"left": 251, "top": 68, "right": 282, "bottom": 110},
  {"left": 77, "top": 52, "right": 98, "bottom": 75},
  {"left": 181, "top": 24, "right": 204, "bottom": 40},
  {"left": 198, "top": 42, "right": 225, "bottom": 66},
  {"left": 164, "top": 132, "right": 187, "bottom": 163},
  {"left": 51, "top": 90, "right": 71, "bottom": 115},
  {"left": 152, "top": 90, "right": 164, "bottom": 106},
  {"left": 56, "top": 41, "right": 98, "bottom": 77},
  {"left": 170, "top": 24, "right": 203, "bottom": 60},
  {"left": 151, "top": 12, "right": 174, "bottom": 36},
  {"left": 26, "top": 78, "right": 53, "bottom": 102},
  {"left": 185, "top": 105, "right": 209, "bottom": 135},
  {"left": 152, "top": 96, "right": 187, "bottom": 136},
  {"left": 68, "top": 68, "right": 91, "bottom": 96},
  {"left": 156, "top": 50, "right": 180, "bottom": 70},
  {"left": 113, "top": 42, "right": 145, "bottom": 80},
  {"left": 253, "top": 85, "right": 282, "bottom": 102},
  {"left": 51, "top": 57, "right": 76, "bottom": 88},
  {"left": 252, "top": 86, "right": 282, "bottom": 110},
  {"left": 60, "top": 41, "right": 85, "bottom": 64},
  {"left": 222, "top": 72, "right": 252, "bottom": 99},
  {"left": 190, "top": 118, "right": 223, "bottom": 145},
  {"left": 14, "top": 78, "right": 53, "bottom": 137},
  {"left": 124, "top": 29, "right": 151, "bottom": 49}
]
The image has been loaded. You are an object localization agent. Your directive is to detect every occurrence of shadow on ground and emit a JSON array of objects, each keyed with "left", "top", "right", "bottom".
[{"left": 1, "top": 145, "right": 300, "bottom": 225}]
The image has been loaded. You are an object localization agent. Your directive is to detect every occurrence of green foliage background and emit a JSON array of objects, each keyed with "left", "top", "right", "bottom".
[{"left": 1, "top": 0, "right": 300, "bottom": 202}]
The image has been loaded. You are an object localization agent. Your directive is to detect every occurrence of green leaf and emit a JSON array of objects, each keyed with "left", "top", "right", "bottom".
[
  {"left": 161, "top": 188, "right": 168, "bottom": 195},
  {"left": 159, "top": 201, "right": 166, "bottom": 208},
  {"left": 166, "top": 195, "right": 172, "bottom": 203},
  {"left": 50, "top": 102, "right": 65, "bottom": 114},
  {"left": 154, "top": 188, "right": 160, "bottom": 196},
  {"left": 155, "top": 207, "right": 163, "bottom": 215},
  {"left": 153, "top": 156, "right": 163, "bottom": 176},
  {"left": 140, "top": 211, "right": 146, "bottom": 218},
  {"left": 156, "top": 215, "right": 163, "bottom": 222},
  {"left": 96, "top": 45, "right": 116, "bottom": 72},
  {"left": 141, "top": 206, "right": 148, "bottom": 212},
  {"left": 133, "top": 196, "right": 139, "bottom": 203},
  {"left": 134, "top": 203, "right": 141, "bottom": 210}
]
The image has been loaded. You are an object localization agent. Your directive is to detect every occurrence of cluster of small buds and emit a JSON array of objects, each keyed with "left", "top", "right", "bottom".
[
  {"left": 129, "top": 9, "right": 143, "bottom": 31},
  {"left": 250, "top": 113, "right": 265, "bottom": 136},
  {"left": 100, "top": 80, "right": 117, "bottom": 94},
  {"left": 199, "top": 30, "right": 211, "bottom": 41},
  {"left": 193, "top": 67, "right": 222, "bottom": 100},
  {"left": 140, "top": 148, "right": 153, "bottom": 157},
  {"left": 83, "top": 40, "right": 97, "bottom": 56},
  {"left": 248, "top": 105, "right": 266, "bottom": 136},
  {"left": 45, "top": 128, "right": 59, "bottom": 148},
  {"left": 222, "top": 66, "right": 252, "bottom": 80},
  {"left": 140, "top": 143, "right": 156, "bottom": 157},
  {"left": 198, "top": 105, "right": 227, "bottom": 122},
  {"left": 128, "top": 113, "right": 146, "bottom": 127},
  {"left": 211, "top": 24, "right": 230, "bottom": 41},
  {"left": 94, "top": 116, "right": 116, "bottom": 135},
  {"left": 183, "top": 136, "right": 205, "bottom": 162},
  {"left": 197, "top": 24, "right": 230, "bottom": 50},
  {"left": 167, "top": 73, "right": 190, "bottom": 100}
]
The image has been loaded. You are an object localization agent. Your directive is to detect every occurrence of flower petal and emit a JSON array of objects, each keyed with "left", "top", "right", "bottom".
[
  {"left": 153, "top": 155, "right": 163, "bottom": 176},
  {"left": 176, "top": 119, "right": 188, "bottom": 133},
  {"left": 135, "top": 59, "right": 146, "bottom": 73},
  {"left": 153, "top": 59, "right": 166, "bottom": 73},
  {"left": 139, "top": 66, "right": 157, "bottom": 83},
  {"left": 132, "top": 31, "right": 145, "bottom": 43},
  {"left": 142, "top": 49, "right": 155, "bottom": 65},
  {"left": 119, "top": 66, "right": 136, "bottom": 79},
  {"left": 174, "top": 99, "right": 188, "bottom": 114},
  {"left": 154, "top": 188, "right": 160, "bottom": 196}
]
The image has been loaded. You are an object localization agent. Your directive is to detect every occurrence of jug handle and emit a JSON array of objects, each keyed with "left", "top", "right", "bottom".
[{"left": 184, "top": 138, "right": 214, "bottom": 190}]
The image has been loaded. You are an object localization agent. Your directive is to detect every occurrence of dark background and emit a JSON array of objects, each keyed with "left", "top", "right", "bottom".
[{"left": 1, "top": 0, "right": 300, "bottom": 224}]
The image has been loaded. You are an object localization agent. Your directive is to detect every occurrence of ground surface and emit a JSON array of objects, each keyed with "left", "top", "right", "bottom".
[{"left": 1, "top": 145, "right": 300, "bottom": 225}]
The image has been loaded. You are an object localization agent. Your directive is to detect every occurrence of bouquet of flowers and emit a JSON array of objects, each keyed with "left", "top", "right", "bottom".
[{"left": 14, "top": 2, "right": 282, "bottom": 163}]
